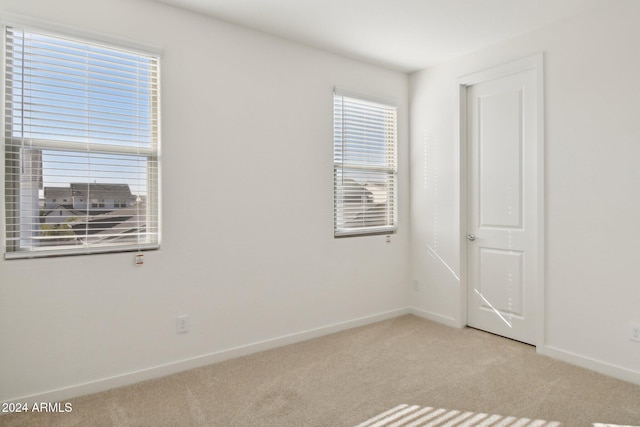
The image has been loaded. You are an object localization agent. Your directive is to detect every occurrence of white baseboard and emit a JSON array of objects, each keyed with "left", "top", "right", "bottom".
[
  {"left": 3, "top": 308, "right": 410, "bottom": 406},
  {"left": 542, "top": 345, "right": 640, "bottom": 386},
  {"left": 409, "top": 309, "right": 640, "bottom": 387},
  {"left": 11, "top": 309, "right": 638, "bottom": 407},
  {"left": 409, "top": 307, "right": 461, "bottom": 328}
]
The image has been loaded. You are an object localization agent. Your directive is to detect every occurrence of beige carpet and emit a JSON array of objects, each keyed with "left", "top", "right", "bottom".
[{"left": 2, "top": 315, "right": 640, "bottom": 426}]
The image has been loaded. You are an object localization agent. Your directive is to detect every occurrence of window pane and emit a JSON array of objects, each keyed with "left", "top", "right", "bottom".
[
  {"left": 333, "top": 93, "right": 397, "bottom": 237},
  {"left": 335, "top": 168, "right": 395, "bottom": 231},
  {"left": 4, "top": 26, "right": 160, "bottom": 258},
  {"left": 5, "top": 28, "right": 157, "bottom": 148}
]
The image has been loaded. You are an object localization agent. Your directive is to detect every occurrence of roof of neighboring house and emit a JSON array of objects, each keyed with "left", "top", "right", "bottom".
[
  {"left": 43, "top": 205, "right": 84, "bottom": 216},
  {"left": 44, "top": 187, "right": 73, "bottom": 199},
  {"left": 70, "top": 183, "right": 133, "bottom": 200},
  {"left": 343, "top": 203, "right": 389, "bottom": 228},
  {"left": 69, "top": 204, "right": 146, "bottom": 243}
]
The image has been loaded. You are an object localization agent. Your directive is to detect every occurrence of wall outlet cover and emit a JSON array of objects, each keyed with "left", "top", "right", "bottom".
[{"left": 177, "top": 315, "right": 190, "bottom": 334}]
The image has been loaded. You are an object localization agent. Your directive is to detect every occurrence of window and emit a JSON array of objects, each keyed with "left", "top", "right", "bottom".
[
  {"left": 333, "top": 91, "right": 397, "bottom": 237},
  {"left": 91, "top": 199, "right": 105, "bottom": 209},
  {"left": 4, "top": 25, "right": 160, "bottom": 258}
]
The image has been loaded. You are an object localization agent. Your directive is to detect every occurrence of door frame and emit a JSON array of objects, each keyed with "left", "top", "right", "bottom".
[{"left": 456, "top": 54, "right": 545, "bottom": 352}]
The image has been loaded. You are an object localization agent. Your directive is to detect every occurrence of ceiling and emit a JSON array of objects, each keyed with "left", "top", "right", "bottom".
[{"left": 155, "top": 0, "right": 609, "bottom": 72}]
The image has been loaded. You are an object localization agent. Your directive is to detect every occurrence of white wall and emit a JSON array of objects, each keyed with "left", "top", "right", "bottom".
[
  {"left": 0, "top": 0, "right": 410, "bottom": 402},
  {"left": 410, "top": 0, "right": 640, "bottom": 383}
]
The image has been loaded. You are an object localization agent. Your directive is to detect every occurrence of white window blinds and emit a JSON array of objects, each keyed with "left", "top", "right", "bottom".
[
  {"left": 4, "top": 25, "right": 160, "bottom": 258},
  {"left": 333, "top": 91, "right": 397, "bottom": 237}
]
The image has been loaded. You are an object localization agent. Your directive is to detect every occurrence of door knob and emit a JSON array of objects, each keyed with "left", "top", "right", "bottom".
[{"left": 467, "top": 234, "right": 476, "bottom": 241}]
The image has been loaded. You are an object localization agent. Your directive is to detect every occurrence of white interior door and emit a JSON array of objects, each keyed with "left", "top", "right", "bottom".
[{"left": 466, "top": 64, "right": 540, "bottom": 345}]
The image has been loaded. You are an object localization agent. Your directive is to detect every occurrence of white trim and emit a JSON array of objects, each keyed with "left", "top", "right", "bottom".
[
  {"left": 3, "top": 139, "right": 157, "bottom": 157},
  {"left": 543, "top": 345, "right": 640, "bottom": 386},
  {"left": 534, "top": 54, "right": 546, "bottom": 353},
  {"left": 456, "top": 53, "right": 545, "bottom": 350},
  {"left": 0, "top": 20, "right": 6, "bottom": 259},
  {"left": 4, "top": 244, "right": 159, "bottom": 260},
  {"left": 457, "top": 54, "right": 542, "bottom": 86},
  {"left": 455, "top": 77, "right": 469, "bottom": 329},
  {"left": 1, "top": 308, "right": 410, "bottom": 405},
  {"left": 0, "top": 12, "right": 162, "bottom": 56},
  {"left": 333, "top": 86, "right": 399, "bottom": 109},
  {"left": 409, "top": 307, "right": 461, "bottom": 329}
]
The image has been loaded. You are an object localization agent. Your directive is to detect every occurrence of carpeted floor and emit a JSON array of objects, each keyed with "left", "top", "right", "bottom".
[{"left": 2, "top": 315, "right": 640, "bottom": 426}]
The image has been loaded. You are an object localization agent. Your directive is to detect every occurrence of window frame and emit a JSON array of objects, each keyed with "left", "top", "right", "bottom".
[
  {"left": 333, "top": 89, "right": 398, "bottom": 238},
  {"left": 2, "top": 18, "right": 162, "bottom": 259}
]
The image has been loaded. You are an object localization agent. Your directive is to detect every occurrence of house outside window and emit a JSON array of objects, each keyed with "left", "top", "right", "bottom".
[
  {"left": 333, "top": 90, "right": 398, "bottom": 237},
  {"left": 3, "top": 24, "right": 160, "bottom": 258}
]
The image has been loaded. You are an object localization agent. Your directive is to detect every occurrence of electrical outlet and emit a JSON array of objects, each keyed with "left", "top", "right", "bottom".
[
  {"left": 177, "top": 315, "right": 190, "bottom": 334},
  {"left": 631, "top": 323, "right": 640, "bottom": 342},
  {"left": 412, "top": 280, "right": 419, "bottom": 292}
]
